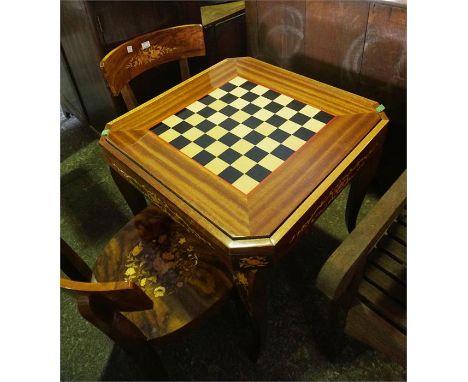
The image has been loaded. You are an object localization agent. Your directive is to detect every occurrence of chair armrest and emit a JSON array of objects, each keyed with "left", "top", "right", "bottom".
[
  {"left": 316, "top": 171, "right": 407, "bottom": 301},
  {"left": 60, "top": 278, "right": 153, "bottom": 312}
]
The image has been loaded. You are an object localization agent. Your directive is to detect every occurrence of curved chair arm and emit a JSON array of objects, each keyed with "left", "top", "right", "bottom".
[
  {"left": 60, "top": 278, "right": 153, "bottom": 312},
  {"left": 316, "top": 171, "right": 407, "bottom": 301}
]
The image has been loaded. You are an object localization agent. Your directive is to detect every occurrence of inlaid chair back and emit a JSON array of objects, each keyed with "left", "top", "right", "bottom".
[{"left": 100, "top": 24, "right": 206, "bottom": 110}]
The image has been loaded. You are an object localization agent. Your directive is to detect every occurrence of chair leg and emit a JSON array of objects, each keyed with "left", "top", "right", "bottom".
[{"left": 110, "top": 167, "right": 147, "bottom": 216}]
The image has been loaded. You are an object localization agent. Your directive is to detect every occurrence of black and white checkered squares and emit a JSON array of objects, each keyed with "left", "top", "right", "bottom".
[{"left": 150, "top": 76, "right": 334, "bottom": 194}]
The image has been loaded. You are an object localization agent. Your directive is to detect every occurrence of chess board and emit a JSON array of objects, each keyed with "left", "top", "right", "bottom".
[{"left": 151, "top": 76, "right": 334, "bottom": 194}]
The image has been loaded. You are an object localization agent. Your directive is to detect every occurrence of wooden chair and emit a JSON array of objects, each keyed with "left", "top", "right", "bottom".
[
  {"left": 61, "top": 206, "right": 233, "bottom": 375},
  {"left": 99, "top": 24, "right": 206, "bottom": 215},
  {"left": 316, "top": 170, "right": 407, "bottom": 366}
]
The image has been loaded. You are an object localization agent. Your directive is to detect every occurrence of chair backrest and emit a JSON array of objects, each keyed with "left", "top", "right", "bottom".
[
  {"left": 60, "top": 239, "right": 153, "bottom": 345},
  {"left": 100, "top": 24, "right": 206, "bottom": 110}
]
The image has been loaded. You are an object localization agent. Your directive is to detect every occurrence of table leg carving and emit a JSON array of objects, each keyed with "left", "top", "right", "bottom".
[{"left": 110, "top": 167, "right": 147, "bottom": 216}]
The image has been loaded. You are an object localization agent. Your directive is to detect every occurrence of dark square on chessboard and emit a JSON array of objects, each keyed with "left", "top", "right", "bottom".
[{"left": 150, "top": 76, "right": 334, "bottom": 194}]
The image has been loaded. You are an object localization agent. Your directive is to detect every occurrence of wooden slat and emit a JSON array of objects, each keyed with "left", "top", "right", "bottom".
[
  {"left": 364, "top": 264, "right": 406, "bottom": 306},
  {"left": 369, "top": 248, "right": 406, "bottom": 285},
  {"left": 388, "top": 221, "right": 407, "bottom": 245},
  {"left": 345, "top": 302, "right": 406, "bottom": 366},
  {"left": 398, "top": 206, "right": 407, "bottom": 226},
  {"left": 316, "top": 171, "right": 406, "bottom": 300},
  {"left": 358, "top": 279, "right": 406, "bottom": 332},
  {"left": 377, "top": 235, "right": 406, "bottom": 264}
]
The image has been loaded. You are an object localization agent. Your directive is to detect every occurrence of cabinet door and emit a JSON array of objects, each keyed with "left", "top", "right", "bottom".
[
  {"left": 60, "top": 0, "right": 121, "bottom": 129},
  {"left": 91, "top": 1, "right": 202, "bottom": 50},
  {"left": 214, "top": 13, "right": 247, "bottom": 61}
]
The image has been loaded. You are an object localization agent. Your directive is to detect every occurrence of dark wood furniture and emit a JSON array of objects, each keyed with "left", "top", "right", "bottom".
[
  {"left": 316, "top": 170, "right": 407, "bottom": 366},
  {"left": 61, "top": 206, "right": 233, "bottom": 374},
  {"left": 60, "top": 1, "right": 247, "bottom": 130},
  {"left": 99, "top": 24, "right": 206, "bottom": 215},
  {"left": 100, "top": 24, "right": 206, "bottom": 111},
  {"left": 99, "top": 56, "right": 389, "bottom": 358},
  {"left": 245, "top": 0, "right": 406, "bottom": 188},
  {"left": 201, "top": 1, "right": 246, "bottom": 65}
]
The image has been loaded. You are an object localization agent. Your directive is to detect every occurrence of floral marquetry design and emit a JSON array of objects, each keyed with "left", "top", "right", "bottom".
[
  {"left": 239, "top": 256, "right": 269, "bottom": 270},
  {"left": 123, "top": 230, "right": 199, "bottom": 298},
  {"left": 126, "top": 45, "right": 177, "bottom": 69}
]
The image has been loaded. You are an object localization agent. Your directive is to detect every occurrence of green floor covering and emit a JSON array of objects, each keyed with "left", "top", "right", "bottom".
[{"left": 60, "top": 115, "right": 406, "bottom": 381}]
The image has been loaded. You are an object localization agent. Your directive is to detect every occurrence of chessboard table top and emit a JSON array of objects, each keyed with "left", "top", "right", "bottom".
[{"left": 100, "top": 57, "right": 388, "bottom": 241}]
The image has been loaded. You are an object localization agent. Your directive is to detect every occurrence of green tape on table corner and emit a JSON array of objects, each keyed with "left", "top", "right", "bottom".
[
  {"left": 101, "top": 128, "right": 110, "bottom": 136},
  {"left": 375, "top": 104, "right": 385, "bottom": 112}
]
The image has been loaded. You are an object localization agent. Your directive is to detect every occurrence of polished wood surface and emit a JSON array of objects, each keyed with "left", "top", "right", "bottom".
[
  {"left": 201, "top": 1, "right": 245, "bottom": 26},
  {"left": 60, "top": 278, "right": 153, "bottom": 312},
  {"left": 100, "top": 24, "right": 206, "bottom": 98},
  {"left": 100, "top": 56, "right": 389, "bottom": 359},
  {"left": 101, "top": 57, "right": 386, "bottom": 239},
  {"left": 316, "top": 171, "right": 406, "bottom": 366},
  {"left": 101, "top": 24, "right": 207, "bottom": 210},
  {"left": 62, "top": 206, "right": 233, "bottom": 343},
  {"left": 94, "top": 206, "right": 233, "bottom": 340}
]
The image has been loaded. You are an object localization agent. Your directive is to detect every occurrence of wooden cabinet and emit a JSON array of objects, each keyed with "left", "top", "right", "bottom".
[{"left": 201, "top": 1, "right": 246, "bottom": 65}]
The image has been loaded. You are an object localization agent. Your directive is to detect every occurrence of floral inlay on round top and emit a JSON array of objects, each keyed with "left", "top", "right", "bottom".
[{"left": 123, "top": 228, "right": 202, "bottom": 298}]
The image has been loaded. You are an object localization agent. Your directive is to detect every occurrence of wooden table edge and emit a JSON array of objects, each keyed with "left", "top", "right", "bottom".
[{"left": 269, "top": 118, "right": 389, "bottom": 247}]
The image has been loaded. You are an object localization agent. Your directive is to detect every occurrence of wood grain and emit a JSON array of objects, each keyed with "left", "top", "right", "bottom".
[
  {"left": 303, "top": 1, "right": 370, "bottom": 90},
  {"left": 377, "top": 235, "right": 406, "bottom": 264},
  {"left": 93, "top": 206, "right": 233, "bottom": 340},
  {"left": 60, "top": 278, "right": 153, "bottom": 312},
  {"left": 358, "top": 279, "right": 406, "bottom": 331},
  {"left": 244, "top": 0, "right": 259, "bottom": 56},
  {"left": 62, "top": 206, "right": 233, "bottom": 343},
  {"left": 316, "top": 171, "right": 407, "bottom": 366},
  {"left": 316, "top": 170, "right": 406, "bottom": 301},
  {"left": 271, "top": 118, "right": 387, "bottom": 251},
  {"left": 256, "top": 0, "right": 306, "bottom": 70},
  {"left": 101, "top": 57, "right": 386, "bottom": 239},
  {"left": 346, "top": 303, "right": 406, "bottom": 366},
  {"left": 101, "top": 24, "right": 206, "bottom": 97}
]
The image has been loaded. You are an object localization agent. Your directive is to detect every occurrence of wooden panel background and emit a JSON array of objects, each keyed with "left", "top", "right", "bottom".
[
  {"left": 246, "top": 0, "right": 407, "bottom": 188},
  {"left": 60, "top": 0, "right": 121, "bottom": 129},
  {"left": 256, "top": 1, "right": 306, "bottom": 71}
]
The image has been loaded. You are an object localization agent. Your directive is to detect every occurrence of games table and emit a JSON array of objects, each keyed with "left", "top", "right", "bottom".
[{"left": 99, "top": 57, "right": 388, "bottom": 356}]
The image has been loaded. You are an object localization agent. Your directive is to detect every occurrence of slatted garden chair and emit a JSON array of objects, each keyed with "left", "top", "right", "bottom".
[
  {"left": 316, "top": 170, "right": 407, "bottom": 366},
  {"left": 61, "top": 206, "right": 232, "bottom": 376},
  {"left": 99, "top": 25, "right": 206, "bottom": 215}
]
